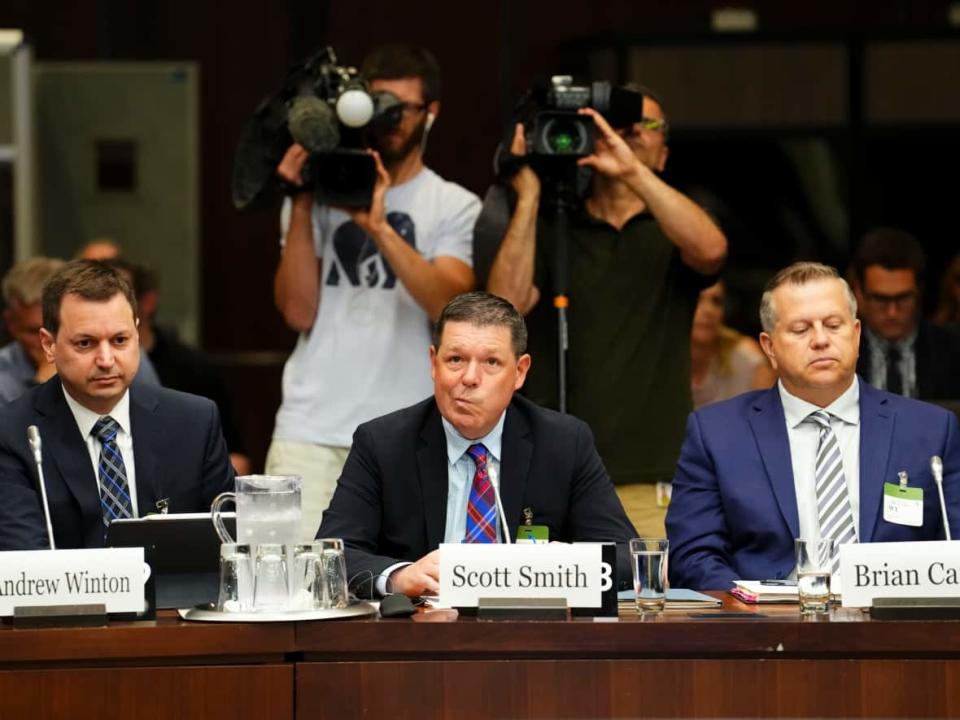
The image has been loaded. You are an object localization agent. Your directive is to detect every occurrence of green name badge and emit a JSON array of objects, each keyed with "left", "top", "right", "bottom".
[
  {"left": 516, "top": 525, "right": 549, "bottom": 543},
  {"left": 883, "top": 482, "right": 923, "bottom": 527}
]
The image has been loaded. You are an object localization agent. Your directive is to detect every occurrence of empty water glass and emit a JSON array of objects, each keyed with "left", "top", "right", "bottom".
[
  {"left": 319, "top": 538, "right": 349, "bottom": 609},
  {"left": 292, "top": 543, "right": 326, "bottom": 610},
  {"left": 216, "top": 543, "right": 252, "bottom": 612},
  {"left": 253, "top": 543, "right": 289, "bottom": 612}
]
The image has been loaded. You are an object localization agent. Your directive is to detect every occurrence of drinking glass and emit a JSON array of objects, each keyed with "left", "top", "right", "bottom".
[
  {"left": 319, "top": 538, "right": 349, "bottom": 609},
  {"left": 216, "top": 543, "right": 252, "bottom": 612},
  {"left": 630, "top": 538, "right": 669, "bottom": 613},
  {"left": 795, "top": 538, "right": 834, "bottom": 614},
  {"left": 292, "top": 543, "right": 326, "bottom": 611},
  {"left": 253, "top": 542, "right": 290, "bottom": 612}
]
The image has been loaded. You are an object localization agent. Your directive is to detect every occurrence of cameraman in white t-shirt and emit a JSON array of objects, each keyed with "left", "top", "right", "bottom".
[{"left": 268, "top": 44, "right": 481, "bottom": 541}]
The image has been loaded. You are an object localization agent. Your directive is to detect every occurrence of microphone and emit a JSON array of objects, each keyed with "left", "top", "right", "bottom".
[
  {"left": 27, "top": 425, "right": 56, "bottom": 550},
  {"left": 486, "top": 463, "right": 512, "bottom": 545},
  {"left": 931, "top": 456, "right": 951, "bottom": 541},
  {"left": 288, "top": 95, "right": 340, "bottom": 152}
]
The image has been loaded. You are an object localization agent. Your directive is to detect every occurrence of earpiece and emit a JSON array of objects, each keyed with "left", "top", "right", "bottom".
[{"left": 425, "top": 112, "right": 436, "bottom": 132}]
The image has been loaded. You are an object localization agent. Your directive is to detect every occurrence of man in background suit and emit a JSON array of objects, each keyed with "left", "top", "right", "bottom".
[
  {"left": 852, "top": 227, "right": 960, "bottom": 401},
  {"left": 317, "top": 291, "right": 636, "bottom": 598},
  {"left": 0, "top": 260, "right": 234, "bottom": 550},
  {"left": 667, "top": 261, "right": 960, "bottom": 591}
]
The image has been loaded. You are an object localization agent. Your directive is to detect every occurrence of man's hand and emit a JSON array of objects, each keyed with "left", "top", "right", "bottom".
[
  {"left": 345, "top": 150, "right": 390, "bottom": 237},
  {"left": 509, "top": 123, "right": 540, "bottom": 202},
  {"left": 276, "top": 143, "right": 310, "bottom": 187},
  {"left": 388, "top": 549, "right": 440, "bottom": 597},
  {"left": 576, "top": 107, "right": 643, "bottom": 181}
]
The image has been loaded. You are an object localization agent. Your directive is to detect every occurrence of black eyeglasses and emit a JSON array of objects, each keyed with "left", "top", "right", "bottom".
[{"left": 864, "top": 290, "right": 918, "bottom": 308}]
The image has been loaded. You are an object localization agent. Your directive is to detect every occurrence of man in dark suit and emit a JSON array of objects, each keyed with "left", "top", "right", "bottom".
[
  {"left": 317, "top": 291, "right": 637, "bottom": 598},
  {"left": 667, "top": 262, "right": 960, "bottom": 591},
  {"left": 0, "top": 260, "right": 234, "bottom": 550},
  {"left": 852, "top": 227, "right": 960, "bottom": 401}
]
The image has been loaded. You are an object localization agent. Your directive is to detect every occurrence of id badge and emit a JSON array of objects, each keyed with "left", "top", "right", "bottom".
[
  {"left": 655, "top": 481, "right": 673, "bottom": 508},
  {"left": 883, "top": 482, "right": 923, "bottom": 527},
  {"left": 516, "top": 525, "right": 549, "bottom": 543}
]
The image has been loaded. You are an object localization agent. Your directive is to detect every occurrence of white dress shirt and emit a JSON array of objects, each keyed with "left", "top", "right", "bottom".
[
  {"left": 61, "top": 387, "right": 139, "bottom": 517},
  {"left": 778, "top": 377, "right": 861, "bottom": 542}
]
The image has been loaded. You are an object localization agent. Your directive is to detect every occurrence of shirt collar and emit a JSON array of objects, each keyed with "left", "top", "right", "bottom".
[
  {"left": 441, "top": 410, "right": 506, "bottom": 466},
  {"left": 61, "top": 385, "right": 132, "bottom": 439},
  {"left": 778, "top": 376, "right": 860, "bottom": 429}
]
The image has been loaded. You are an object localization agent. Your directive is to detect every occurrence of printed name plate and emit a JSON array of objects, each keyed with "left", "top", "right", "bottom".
[
  {"left": 438, "top": 543, "right": 612, "bottom": 609},
  {"left": 840, "top": 540, "right": 960, "bottom": 608},
  {"left": 0, "top": 548, "right": 145, "bottom": 615}
]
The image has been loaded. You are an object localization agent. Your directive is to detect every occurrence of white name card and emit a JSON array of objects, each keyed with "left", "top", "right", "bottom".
[
  {"left": 0, "top": 548, "right": 145, "bottom": 616},
  {"left": 840, "top": 540, "right": 960, "bottom": 607},
  {"left": 438, "top": 543, "right": 612, "bottom": 609}
]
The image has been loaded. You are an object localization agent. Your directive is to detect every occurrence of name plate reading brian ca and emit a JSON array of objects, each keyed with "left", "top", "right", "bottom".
[
  {"left": 438, "top": 543, "right": 613, "bottom": 609},
  {"left": 840, "top": 540, "right": 960, "bottom": 608},
  {"left": 0, "top": 548, "right": 144, "bottom": 616}
]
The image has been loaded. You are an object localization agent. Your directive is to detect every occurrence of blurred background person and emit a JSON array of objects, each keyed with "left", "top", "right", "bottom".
[
  {"left": 851, "top": 227, "right": 960, "bottom": 401},
  {"left": 0, "top": 257, "right": 65, "bottom": 403},
  {"left": 933, "top": 253, "right": 960, "bottom": 328},
  {"left": 690, "top": 280, "right": 775, "bottom": 409}
]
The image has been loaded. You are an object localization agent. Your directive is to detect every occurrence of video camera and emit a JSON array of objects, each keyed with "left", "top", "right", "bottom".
[
  {"left": 497, "top": 76, "right": 645, "bottom": 206},
  {"left": 232, "top": 46, "right": 404, "bottom": 209}
]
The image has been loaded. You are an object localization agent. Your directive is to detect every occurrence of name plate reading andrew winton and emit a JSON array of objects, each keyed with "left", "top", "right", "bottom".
[
  {"left": 438, "top": 543, "right": 612, "bottom": 608},
  {"left": 0, "top": 548, "right": 145, "bottom": 615},
  {"left": 840, "top": 540, "right": 960, "bottom": 607}
]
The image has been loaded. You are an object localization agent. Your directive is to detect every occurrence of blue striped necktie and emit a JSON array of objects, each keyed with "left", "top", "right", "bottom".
[
  {"left": 92, "top": 415, "right": 134, "bottom": 527},
  {"left": 806, "top": 410, "right": 857, "bottom": 573}
]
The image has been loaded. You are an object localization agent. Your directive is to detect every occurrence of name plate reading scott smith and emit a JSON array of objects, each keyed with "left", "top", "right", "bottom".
[
  {"left": 438, "top": 543, "right": 612, "bottom": 609},
  {"left": 840, "top": 540, "right": 960, "bottom": 608},
  {"left": 0, "top": 548, "right": 145, "bottom": 616}
]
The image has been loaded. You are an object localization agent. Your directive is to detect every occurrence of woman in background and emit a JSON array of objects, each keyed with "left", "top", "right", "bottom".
[{"left": 691, "top": 281, "right": 776, "bottom": 409}]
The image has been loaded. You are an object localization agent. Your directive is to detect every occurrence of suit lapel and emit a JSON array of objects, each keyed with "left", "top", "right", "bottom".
[
  {"left": 417, "top": 404, "right": 450, "bottom": 550},
  {"left": 499, "top": 403, "right": 532, "bottom": 540},
  {"left": 858, "top": 381, "right": 894, "bottom": 543},
  {"left": 129, "top": 386, "right": 164, "bottom": 514},
  {"left": 747, "top": 387, "right": 800, "bottom": 539},
  {"left": 35, "top": 380, "right": 102, "bottom": 545}
]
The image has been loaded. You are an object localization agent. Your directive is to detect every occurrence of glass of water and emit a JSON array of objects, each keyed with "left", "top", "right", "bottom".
[
  {"left": 292, "top": 543, "right": 326, "bottom": 611},
  {"left": 630, "top": 538, "right": 669, "bottom": 613},
  {"left": 795, "top": 538, "right": 834, "bottom": 614}
]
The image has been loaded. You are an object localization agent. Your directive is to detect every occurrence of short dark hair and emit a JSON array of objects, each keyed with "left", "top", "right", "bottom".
[
  {"left": 852, "top": 227, "right": 926, "bottom": 287},
  {"left": 42, "top": 260, "right": 138, "bottom": 336},
  {"left": 361, "top": 44, "right": 441, "bottom": 103},
  {"left": 433, "top": 291, "right": 527, "bottom": 357}
]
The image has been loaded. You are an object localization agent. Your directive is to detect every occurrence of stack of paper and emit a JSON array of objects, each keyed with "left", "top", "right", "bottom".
[
  {"left": 730, "top": 580, "right": 798, "bottom": 604},
  {"left": 617, "top": 588, "right": 722, "bottom": 608}
]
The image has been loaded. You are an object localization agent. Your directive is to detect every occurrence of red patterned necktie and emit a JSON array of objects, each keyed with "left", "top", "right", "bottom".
[{"left": 464, "top": 443, "right": 498, "bottom": 543}]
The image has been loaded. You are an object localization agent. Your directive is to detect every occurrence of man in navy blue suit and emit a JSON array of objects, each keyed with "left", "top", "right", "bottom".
[
  {"left": 667, "top": 262, "right": 960, "bottom": 591},
  {"left": 0, "top": 260, "right": 234, "bottom": 550}
]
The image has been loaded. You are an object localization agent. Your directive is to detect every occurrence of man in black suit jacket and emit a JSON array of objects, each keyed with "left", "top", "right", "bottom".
[
  {"left": 0, "top": 260, "right": 234, "bottom": 550},
  {"left": 852, "top": 227, "right": 960, "bottom": 401},
  {"left": 318, "top": 292, "right": 636, "bottom": 598}
]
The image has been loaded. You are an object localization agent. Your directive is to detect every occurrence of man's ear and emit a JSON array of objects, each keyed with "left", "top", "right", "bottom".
[
  {"left": 758, "top": 332, "right": 778, "bottom": 371},
  {"left": 39, "top": 328, "right": 56, "bottom": 364},
  {"left": 429, "top": 345, "right": 438, "bottom": 381},
  {"left": 514, "top": 353, "right": 532, "bottom": 390}
]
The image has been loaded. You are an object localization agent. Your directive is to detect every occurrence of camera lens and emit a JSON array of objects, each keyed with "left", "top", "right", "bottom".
[{"left": 541, "top": 117, "right": 587, "bottom": 155}]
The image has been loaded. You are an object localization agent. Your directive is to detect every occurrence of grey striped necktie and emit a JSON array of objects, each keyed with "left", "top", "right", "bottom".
[
  {"left": 806, "top": 409, "right": 857, "bottom": 573},
  {"left": 92, "top": 415, "right": 134, "bottom": 527}
]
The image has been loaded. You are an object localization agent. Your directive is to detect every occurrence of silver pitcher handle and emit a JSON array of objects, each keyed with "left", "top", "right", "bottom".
[{"left": 211, "top": 492, "right": 237, "bottom": 544}]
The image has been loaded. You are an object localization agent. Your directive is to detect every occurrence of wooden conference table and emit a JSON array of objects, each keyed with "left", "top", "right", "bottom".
[{"left": 1, "top": 595, "right": 959, "bottom": 719}]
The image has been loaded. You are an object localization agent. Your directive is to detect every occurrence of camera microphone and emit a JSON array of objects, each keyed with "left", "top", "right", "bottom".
[{"left": 288, "top": 95, "right": 340, "bottom": 153}]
